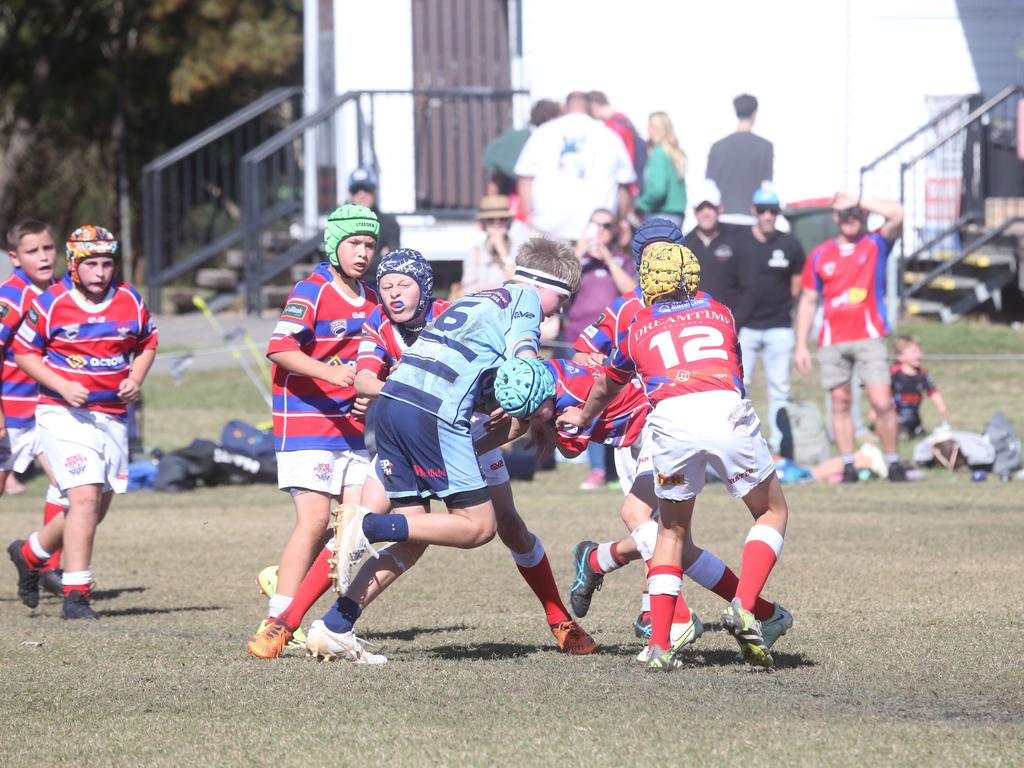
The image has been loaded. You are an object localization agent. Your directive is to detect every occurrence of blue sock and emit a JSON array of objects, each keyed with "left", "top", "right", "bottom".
[
  {"left": 322, "top": 596, "right": 362, "bottom": 633},
  {"left": 362, "top": 513, "right": 410, "bottom": 543}
]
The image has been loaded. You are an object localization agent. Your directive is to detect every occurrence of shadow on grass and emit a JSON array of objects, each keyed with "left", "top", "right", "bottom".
[
  {"left": 92, "top": 586, "right": 148, "bottom": 601},
  {"left": 372, "top": 624, "right": 471, "bottom": 641},
  {"left": 422, "top": 642, "right": 553, "bottom": 660},
  {"left": 682, "top": 647, "right": 816, "bottom": 670},
  {"left": 99, "top": 605, "right": 225, "bottom": 618}
]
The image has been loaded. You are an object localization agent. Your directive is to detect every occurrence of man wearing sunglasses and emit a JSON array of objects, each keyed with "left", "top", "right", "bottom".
[
  {"left": 733, "top": 187, "right": 805, "bottom": 453},
  {"left": 793, "top": 192, "right": 906, "bottom": 482}
]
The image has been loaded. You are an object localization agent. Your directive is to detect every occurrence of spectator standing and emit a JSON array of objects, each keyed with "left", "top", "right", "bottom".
[
  {"left": 588, "top": 90, "right": 647, "bottom": 194},
  {"left": 634, "top": 111, "right": 687, "bottom": 226},
  {"left": 793, "top": 192, "right": 906, "bottom": 482},
  {"left": 733, "top": 186, "right": 806, "bottom": 452},
  {"left": 567, "top": 208, "right": 636, "bottom": 490},
  {"left": 484, "top": 99, "right": 562, "bottom": 199},
  {"left": 681, "top": 179, "right": 741, "bottom": 313},
  {"left": 348, "top": 166, "right": 401, "bottom": 258},
  {"left": 706, "top": 94, "right": 773, "bottom": 225},
  {"left": 515, "top": 92, "right": 636, "bottom": 242},
  {"left": 461, "top": 195, "right": 517, "bottom": 295}
]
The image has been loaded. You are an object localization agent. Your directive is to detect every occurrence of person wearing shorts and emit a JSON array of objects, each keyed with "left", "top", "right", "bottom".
[
  {"left": 253, "top": 204, "right": 380, "bottom": 644},
  {"left": 3, "top": 219, "right": 70, "bottom": 607},
  {"left": 560, "top": 243, "right": 790, "bottom": 670},
  {"left": 794, "top": 192, "right": 906, "bottom": 482},
  {"left": 11, "top": 225, "right": 157, "bottom": 619}
]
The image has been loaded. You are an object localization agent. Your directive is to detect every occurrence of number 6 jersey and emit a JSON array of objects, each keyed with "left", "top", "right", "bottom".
[{"left": 607, "top": 295, "right": 745, "bottom": 404}]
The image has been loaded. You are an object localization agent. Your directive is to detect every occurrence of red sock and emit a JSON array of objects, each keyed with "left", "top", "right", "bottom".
[
  {"left": 647, "top": 564, "right": 683, "bottom": 649},
  {"left": 707, "top": 566, "right": 775, "bottom": 621},
  {"left": 277, "top": 547, "right": 333, "bottom": 630},
  {"left": 735, "top": 540, "right": 779, "bottom": 613},
  {"left": 64, "top": 584, "right": 90, "bottom": 600},
  {"left": 40, "top": 501, "right": 64, "bottom": 572},
  {"left": 517, "top": 555, "right": 571, "bottom": 625},
  {"left": 19, "top": 539, "right": 45, "bottom": 570},
  {"left": 671, "top": 591, "right": 691, "bottom": 624}
]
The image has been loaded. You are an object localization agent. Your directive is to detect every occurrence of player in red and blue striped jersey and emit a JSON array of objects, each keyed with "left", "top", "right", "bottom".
[
  {"left": 252, "top": 204, "right": 381, "bottom": 643},
  {"left": 9, "top": 225, "right": 157, "bottom": 619},
  {"left": 2, "top": 220, "right": 70, "bottom": 606}
]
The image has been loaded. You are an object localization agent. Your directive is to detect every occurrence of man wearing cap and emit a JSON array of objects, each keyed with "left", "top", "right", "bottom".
[
  {"left": 681, "top": 179, "right": 742, "bottom": 314},
  {"left": 794, "top": 192, "right": 906, "bottom": 482},
  {"left": 733, "top": 186, "right": 806, "bottom": 452},
  {"left": 348, "top": 166, "right": 401, "bottom": 258}
]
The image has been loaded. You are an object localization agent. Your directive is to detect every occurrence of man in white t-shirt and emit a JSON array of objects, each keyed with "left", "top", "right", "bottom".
[{"left": 515, "top": 91, "right": 636, "bottom": 241}]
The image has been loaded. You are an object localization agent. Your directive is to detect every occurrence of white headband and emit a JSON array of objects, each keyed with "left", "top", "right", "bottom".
[{"left": 513, "top": 267, "right": 572, "bottom": 297}]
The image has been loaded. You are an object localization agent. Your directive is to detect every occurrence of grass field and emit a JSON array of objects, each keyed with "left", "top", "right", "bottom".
[{"left": 1, "top": 318, "right": 1023, "bottom": 766}]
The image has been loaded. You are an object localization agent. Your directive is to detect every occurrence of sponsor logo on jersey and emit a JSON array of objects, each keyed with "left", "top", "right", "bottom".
[
  {"left": 64, "top": 324, "right": 80, "bottom": 340},
  {"left": 67, "top": 354, "right": 88, "bottom": 369},
  {"left": 27, "top": 307, "right": 38, "bottom": 324},
  {"left": 87, "top": 315, "right": 106, "bottom": 323},
  {"left": 0, "top": 304, "right": 9, "bottom": 319},
  {"left": 475, "top": 288, "right": 511, "bottom": 308},
  {"left": 282, "top": 302, "right": 307, "bottom": 319},
  {"left": 86, "top": 354, "right": 126, "bottom": 369},
  {"left": 329, "top": 319, "right": 347, "bottom": 337},
  {"left": 117, "top": 325, "right": 131, "bottom": 337},
  {"left": 512, "top": 310, "right": 535, "bottom": 319},
  {"left": 822, "top": 261, "right": 836, "bottom": 277},
  {"left": 489, "top": 459, "right": 506, "bottom": 471},
  {"left": 675, "top": 370, "right": 691, "bottom": 383}
]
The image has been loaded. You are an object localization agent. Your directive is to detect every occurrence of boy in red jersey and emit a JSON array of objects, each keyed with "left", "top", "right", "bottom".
[
  {"left": 3, "top": 220, "right": 70, "bottom": 606},
  {"left": 249, "top": 204, "right": 380, "bottom": 647},
  {"left": 10, "top": 225, "right": 157, "bottom": 619},
  {"left": 560, "top": 243, "right": 789, "bottom": 669}
]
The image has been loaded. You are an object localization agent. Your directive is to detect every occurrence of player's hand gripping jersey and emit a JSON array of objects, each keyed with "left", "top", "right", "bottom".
[
  {"left": 0, "top": 269, "right": 49, "bottom": 428},
  {"left": 13, "top": 275, "right": 158, "bottom": 416},
  {"left": 607, "top": 295, "right": 744, "bottom": 404},
  {"left": 380, "top": 286, "right": 542, "bottom": 427},
  {"left": 267, "top": 263, "right": 379, "bottom": 452},
  {"left": 544, "top": 358, "right": 648, "bottom": 454},
  {"left": 801, "top": 231, "right": 893, "bottom": 346},
  {"left": 356, "top": 298, "right": 450, "bottom": 380}
]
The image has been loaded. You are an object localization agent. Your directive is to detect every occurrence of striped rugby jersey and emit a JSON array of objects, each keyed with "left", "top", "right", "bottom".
[
  {"left": 0, "top": 269, "right": 50, "bottom": 428},
  {"left": 267, "top": 263, "right": 379, "bottom": 452},
  {"left": 13, "top": 275, "right": 158, "bottom": 417},
  {"left": 544, "top": 358, "right": 649, "bottom": 455},
  {"left": 380, "top": 285, "right": 542, "bottom": 428},
  {"left": 356, "top": 298, "right": 450, "bottom": 380}
]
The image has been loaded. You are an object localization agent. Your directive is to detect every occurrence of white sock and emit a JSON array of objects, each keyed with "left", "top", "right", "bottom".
[
  {"left": 595, "top": 542, "right": 622, "bottom": 573},
  {"left": 640, "top": 592, "right": 651, "bottom": 612},
  {"left": 267, "top": 594, "right": 293, "bottom": 618},
  {"left": 63, "top": 570, "right": 91, "bottom": 587},
  {"left": 28, "top": 532, "right": 52, "bottom": 560}
]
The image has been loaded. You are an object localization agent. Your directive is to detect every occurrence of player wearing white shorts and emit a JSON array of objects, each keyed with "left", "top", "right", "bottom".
[
  {"left": 248, "top": 205, "right": 380, "bottom": 649},
  {"left": 560, "top": 244, "right": 791, "bottom": 670},
  {"left": 2, "top": 219, "right": 70, "bottom": 607},
  {"left": 10, "top": 225, "right": 158, "bottom": 619}
]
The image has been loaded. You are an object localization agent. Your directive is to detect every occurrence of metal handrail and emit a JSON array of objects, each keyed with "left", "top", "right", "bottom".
[
  {"left": 860, "top": 93, "right": 978, "bottom": 174},
  {"left": 901, "top": 213, "right": 982, "bottom": 264},
  {"left": 904, "top": 216, "right": 1023, "bottom": 298},
  {"left": 901, "top": 85, "right": 1024, "bottom": 170},
  {"left": 143, "top": 87, "right": 301, "bottom": 172}
]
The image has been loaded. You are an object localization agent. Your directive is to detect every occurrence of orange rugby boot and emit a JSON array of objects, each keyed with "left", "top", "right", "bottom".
[{"left": 550, "top": 619, "right": 597, "bottom": 655}]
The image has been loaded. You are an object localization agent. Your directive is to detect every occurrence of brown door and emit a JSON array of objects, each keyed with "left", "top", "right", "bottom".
[{"left": 412, "top": 0, "right": 512, "bottom": 212}]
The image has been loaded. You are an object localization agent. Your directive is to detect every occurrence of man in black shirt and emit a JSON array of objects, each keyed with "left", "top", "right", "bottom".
[
  {"left": 734, "top": 187, "right": 805, "bottom": 452},
  {"left": 348, "top": 166, "right": 402, "bottom": 260},
  {"left": 706, "top": 93, "right": 774, "bottom": 225},
  {"left": 681, "top": 178, "right": 742, "bottom": 313}
]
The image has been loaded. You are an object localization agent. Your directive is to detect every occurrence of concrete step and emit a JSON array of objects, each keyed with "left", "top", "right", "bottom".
[
  {"left": 196, "top": 267, "right": 240, "bottom": 290},
  {"left": 260, "top": 284, "right": 292, "bottom": 312},
  {"left": 903, "top": 272, "right": 979, "bottom": 291},
  {"left": 904, "top": 298, "right": 946, "bottom": 317}
]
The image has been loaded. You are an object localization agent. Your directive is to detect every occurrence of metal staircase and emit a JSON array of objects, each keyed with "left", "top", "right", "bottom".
[{"left": 860, "top": 85, "right": 1023, "bottom": 322}]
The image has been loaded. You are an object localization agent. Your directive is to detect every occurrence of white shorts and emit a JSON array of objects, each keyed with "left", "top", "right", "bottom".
[
  {"left": 646, "top": 391, "right": 775, "bottom": 502},
  {"left": 37, "top": 405, "right": 128, "bottom": 494},
  {"left": 469, "top": 412, "right": 511, "bottom": 486},
  {"left": 613, "top": 424, "right": 653, "bottom": 497},
  {"left": 277, "top": 448, "right": 370, "bottom": 495},
  {"left": 0, "top": 425, "right": 42, "bottom": 473}
]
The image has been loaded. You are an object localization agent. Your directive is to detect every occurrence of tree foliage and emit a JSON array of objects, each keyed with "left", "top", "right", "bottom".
[{"left": 0, "top": 0, "right": 301, "bottom": 255}]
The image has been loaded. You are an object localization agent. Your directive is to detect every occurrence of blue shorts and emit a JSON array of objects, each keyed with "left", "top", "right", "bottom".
[{"left": 374, "top": 396, "right": 487, "bottom": 501}]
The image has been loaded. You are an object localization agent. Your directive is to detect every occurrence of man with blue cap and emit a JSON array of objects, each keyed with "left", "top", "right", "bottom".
[{"left": 733, "top": 184, "right": 805, "bottom": 453}]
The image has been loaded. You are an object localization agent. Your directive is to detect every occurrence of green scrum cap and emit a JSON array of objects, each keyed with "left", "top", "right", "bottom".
[{"left": 324, "top": 204, "right": 380, "bottom": 268}]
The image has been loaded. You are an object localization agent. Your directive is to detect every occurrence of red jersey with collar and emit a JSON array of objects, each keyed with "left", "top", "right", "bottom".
[
  {"left": 544, "top": 358, "right": 649, "bottom": 454},
  {"left": 607, "top": 296, "right": 744, "bottom": 405},
  {"left": 801, "top": 232, "right": 893, "bottom": 346},
  {"left": 267, "top": 263, "right": 380, "bottom": 452},
  {"left": 0, "top": 269, "right": 48, "bottom": 428},
  {"left": 356, "top": 298, "right": 450, "bottom": 380},
  {"left": 12, "top": 275, "right": 158, "bottom": 417}
]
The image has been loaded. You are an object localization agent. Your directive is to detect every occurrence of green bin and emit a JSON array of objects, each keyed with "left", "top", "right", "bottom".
[{"left": 784, "top": 201, "right": 838, "bottom": 254}]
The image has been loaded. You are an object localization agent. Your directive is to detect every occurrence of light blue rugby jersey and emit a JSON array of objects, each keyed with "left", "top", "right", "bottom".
[{"left": 380, "top": 284, "right": 542, "bottom": 427}]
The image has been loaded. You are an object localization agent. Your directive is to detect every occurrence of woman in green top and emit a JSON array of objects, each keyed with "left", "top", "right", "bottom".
[{"left": 635, "top": 111, "right": 687, "bottom": 225}]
